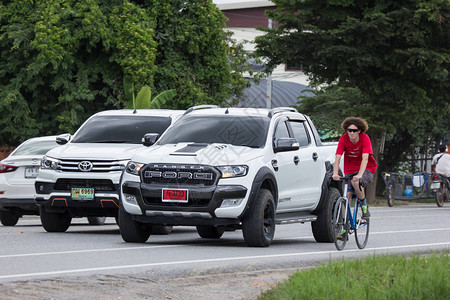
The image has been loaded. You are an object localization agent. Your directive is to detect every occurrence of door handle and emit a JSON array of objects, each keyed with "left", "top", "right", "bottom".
[
  {"left": 294, "top": 156, "right": 300, "bottom": 165},
  {"left": 312, "top": 152, "right": 318, "bottom": 162},
  {"left": 271, "top": 159, "right": 278, "bottom": 171}
]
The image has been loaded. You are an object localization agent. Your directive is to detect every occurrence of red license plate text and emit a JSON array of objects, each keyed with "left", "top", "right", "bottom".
[{"left": 162, "top": 189, "right": 188, "bottom": 203}]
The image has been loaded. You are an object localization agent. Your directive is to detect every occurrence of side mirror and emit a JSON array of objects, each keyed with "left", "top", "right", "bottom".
[
  {"left": 142, "top": 133, "right": 160, "bottom": 147},
  {"left": 56, "top": 133, "right": 71, "bottom": 145},
  {"left": 274, "top": 138, "right": 300, "bottom": 153}
]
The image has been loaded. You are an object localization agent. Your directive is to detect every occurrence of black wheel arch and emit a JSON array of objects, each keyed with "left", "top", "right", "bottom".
[
  {"left": 313, "top": 161, "right": 342, "bottom": 214},
  {"left": 238, "top": 166, "right": 278, "bottom": 220}
]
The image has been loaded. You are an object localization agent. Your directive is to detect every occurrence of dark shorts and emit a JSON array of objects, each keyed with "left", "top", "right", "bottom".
[
  {"left": 343, "top": 170, "right": 374, "bottom": 192},
  {"left": 358, "top": 170, "right": 374, "bottom": 187}
]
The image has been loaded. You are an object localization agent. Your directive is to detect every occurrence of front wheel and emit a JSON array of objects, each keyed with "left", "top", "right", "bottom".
[
  {"left": 119, "top": 204, "right": 151, "bottom": 243},
  {"left": 0, "top": 211, "right": 20, "bottom": 226},
  {"left": 332, "top": 197, "right": 348, "bottom": 251},
  {"left": 386, "top": 182, "right": 395, "bottom": 207},
  {"left": 355, "top": 203, "right": 370, "bottom": 249},
  {"left": 435, "top": 184, "right": 445, "bottom": 207},
  {"left": 242, "top": 189, "right": 275, "bottom": 247},
  {"left": 39, "top": 207, "right": 72, "bottom": 232}
]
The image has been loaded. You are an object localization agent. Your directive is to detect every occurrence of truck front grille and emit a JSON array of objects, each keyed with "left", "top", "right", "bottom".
[
  {"left": 141, "top": 164, "right": 219, "bottom": 186},
  {"left": 56, "top": 159, "right": 124, "bottom": 172}
]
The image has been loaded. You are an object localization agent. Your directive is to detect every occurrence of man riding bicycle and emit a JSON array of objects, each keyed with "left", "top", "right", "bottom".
[{"left": 332, "top": 117, "right": 378, "bottom": 226}]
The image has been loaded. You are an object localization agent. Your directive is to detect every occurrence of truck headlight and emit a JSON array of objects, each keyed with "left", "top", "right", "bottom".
[
  {"left": 217, "top": 165, "right": 248, "bottom": 178},
  {"left": 126, "top": 161, "right": 145, "bottom": 175},
  {"left": 41, "top": 156, "right": 59, "bottom": 170}
]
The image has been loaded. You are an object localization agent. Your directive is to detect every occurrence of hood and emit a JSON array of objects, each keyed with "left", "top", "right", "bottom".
[
  {"left": 45, "top": 143, "right": 146, "bottom": 160},
  {"left": 132, "top": 143, "right": 264, "bottom": 165}
]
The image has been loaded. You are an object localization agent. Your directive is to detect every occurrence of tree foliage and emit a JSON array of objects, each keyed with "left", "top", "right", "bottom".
[
  {"left": 256, "top": 0, "right": 450, "bottom": 172},
  {"left": 0, "top": 0, "right": 249, "bottom": 146}
]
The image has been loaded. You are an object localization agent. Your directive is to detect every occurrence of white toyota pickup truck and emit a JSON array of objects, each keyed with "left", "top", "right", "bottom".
[
  {"left": 34, "top": 109, "right": 183, "bottom": 232},
  {"left": 119, "top": 106, "right": 341, "bottom": 247}
]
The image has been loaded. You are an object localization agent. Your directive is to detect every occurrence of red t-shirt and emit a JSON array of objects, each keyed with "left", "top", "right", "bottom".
[{"left": 336, "top": 132, "right": 377, "bottom": 175}]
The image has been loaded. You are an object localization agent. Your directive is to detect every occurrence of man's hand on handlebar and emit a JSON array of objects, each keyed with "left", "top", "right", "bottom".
[{"left": 332, "top": 174, "right": 341, "bottom": 181}]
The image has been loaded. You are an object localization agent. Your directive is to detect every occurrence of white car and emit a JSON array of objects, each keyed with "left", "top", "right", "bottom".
[
  {"left": 34, "top": 109, "right": 184, "bottom": 232},
  {"left": 0, "top": 136, "right": 60, "bottom": 226}
]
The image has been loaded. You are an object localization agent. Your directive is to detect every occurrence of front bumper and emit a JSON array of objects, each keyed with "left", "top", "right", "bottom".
[
  {"left": 122, "top": 181, "right": 247, "bottom": 226},
  {"left": 0, "top": 198, "right": 38, "bottom": 213},
  {"left": 35, "top": 179, "right": 120, "bottom": 216}
]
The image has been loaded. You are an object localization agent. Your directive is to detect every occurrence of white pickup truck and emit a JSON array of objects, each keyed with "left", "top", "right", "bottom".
[
  {"left": 119, "top": 106, "right": 341, "bottom": 247},
  {"left": 34, "top": 109, "right": 184, "bottom": 232}
]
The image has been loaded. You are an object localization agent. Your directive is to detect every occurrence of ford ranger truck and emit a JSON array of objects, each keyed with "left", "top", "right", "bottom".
[
  {"left": 119, "top": 106, "right": 341, "bottom": 247},
  {"left": 34, "top": 109, "right": 184, "bottom": 232}
]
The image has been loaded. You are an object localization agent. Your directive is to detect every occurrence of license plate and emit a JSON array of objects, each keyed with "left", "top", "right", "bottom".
[
  {"left": 25, "top": 167, "right": 39, "bottom": 178},
  {"left": 430, "top": 182, "right": 441, "bottom": 189},
  {"left": 162, "top": 188, "right": 188, "bottom": 203},
  {"left": 71, "top": 188, "right": 95, "bottom": 200}
]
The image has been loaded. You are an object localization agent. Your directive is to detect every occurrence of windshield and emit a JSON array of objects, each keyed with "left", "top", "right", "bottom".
[
  {"left": 71, "top": 116, "right": 172, "bottom": 144},
  {"left": 13, "top": 139, "right": 58, "bottom": 156},
  {"left": 158, "top": 115, "right": 270, "bottom": 148}
]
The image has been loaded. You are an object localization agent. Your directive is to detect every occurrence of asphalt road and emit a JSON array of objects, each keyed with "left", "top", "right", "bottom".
[{"left": 0, "top": 203, "right": 449, "bottom": 298}]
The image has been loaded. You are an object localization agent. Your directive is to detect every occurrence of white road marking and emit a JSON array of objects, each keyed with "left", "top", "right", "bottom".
[{"left": 0, "top": 242, "right": 449, "bottom": 280}]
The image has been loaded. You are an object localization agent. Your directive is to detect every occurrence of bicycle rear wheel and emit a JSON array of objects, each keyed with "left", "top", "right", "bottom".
[
  {"left": 355, "top": 202, "right": 370, "bottom": 249},
  {"left": 332, "top": 197, "right": 348, "bottom": 251}
]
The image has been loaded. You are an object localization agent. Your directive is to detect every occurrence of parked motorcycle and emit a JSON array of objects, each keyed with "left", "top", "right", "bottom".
[{"left": 429, "top": 173, "right": 450, "bottom": 207}]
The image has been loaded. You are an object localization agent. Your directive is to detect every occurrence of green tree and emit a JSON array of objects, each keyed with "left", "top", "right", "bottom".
[
  {"left": 255, "top": 0, "right": 450, "bottom": 199},
  {"left": 148, "top": 0, "right": 249, "bottom": 109},
  {"left": 0, "top": 0, "right": 249, "bottom": 146}
]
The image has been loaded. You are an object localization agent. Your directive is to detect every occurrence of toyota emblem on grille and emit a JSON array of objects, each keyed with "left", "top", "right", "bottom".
[{"left": 78, "top": 161, "right": 93, "bottom": 172}]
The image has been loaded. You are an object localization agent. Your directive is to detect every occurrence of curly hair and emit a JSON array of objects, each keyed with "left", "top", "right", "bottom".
[{"left": 341, "top": 117, "right": 369, "bottom": 133}]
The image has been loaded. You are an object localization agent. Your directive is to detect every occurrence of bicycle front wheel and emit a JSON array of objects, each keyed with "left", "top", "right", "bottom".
[
  {"left": 355, "top": 203, "right": 370, "bottom": 249},
  {"left": 332, "top": 197, "right": 348, "bottom": 251}
]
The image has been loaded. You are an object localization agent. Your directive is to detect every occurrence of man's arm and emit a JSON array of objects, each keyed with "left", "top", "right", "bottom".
[{"left": 332, "top": 154, "right": 342, "bottom": 181}]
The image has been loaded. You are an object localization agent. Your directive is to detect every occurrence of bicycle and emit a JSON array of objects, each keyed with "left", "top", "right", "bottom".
[{"left": 332, "top": 174, "right": 370, "bottom": 251}]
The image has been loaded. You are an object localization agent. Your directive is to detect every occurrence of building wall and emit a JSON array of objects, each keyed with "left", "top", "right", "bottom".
[{"left": 223, "top": 7, "right": 275, "bottom": 27}]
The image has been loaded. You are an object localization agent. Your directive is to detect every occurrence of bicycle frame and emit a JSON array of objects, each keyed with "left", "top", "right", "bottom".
[{"left": 341, "top": 180, "right": 361, "bottom": 232}]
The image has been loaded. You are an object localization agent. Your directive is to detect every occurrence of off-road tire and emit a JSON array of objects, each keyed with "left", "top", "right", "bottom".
[
  {"left": 119, "top": 204, "right": 151, "bottom": 243},
  {"left": 242, "top": 189, "right": 275, "bottom": 247},
  {"left": 0, "top": 211, "right": 20, "bottom": 226},
  {"left": 196, "top": 225, "right": 225, "bottom": 239},
  {"left": 39, "top": 206, "right": 72, "bottom": 232},
  {"left": 87, "top": 216, "right": 106, "bottom": 225},
  {"left": 312, "top": 187, "right": 340, "bottom": 243}
]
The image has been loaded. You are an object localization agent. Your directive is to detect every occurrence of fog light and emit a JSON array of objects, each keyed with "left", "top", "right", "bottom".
[
  {"left": 220, "top": 198, "right": 243, "bottom": 208},
  {"left": 125, "top": 194, "right": 137, "bottom": 205}
]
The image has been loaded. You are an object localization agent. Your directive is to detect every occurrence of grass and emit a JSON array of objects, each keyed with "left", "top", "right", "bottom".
[{"left": 259, "top": 252, "right": 449, "bottom": 300}]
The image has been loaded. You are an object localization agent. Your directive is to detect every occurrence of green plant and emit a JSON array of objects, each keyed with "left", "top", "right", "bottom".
[{"left": 123, "top": 77, "right": 176, "bottom": 110}]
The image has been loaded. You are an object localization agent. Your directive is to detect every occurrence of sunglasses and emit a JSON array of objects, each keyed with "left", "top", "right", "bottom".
[{"left": 347, "top": 128, "right": 359, "bottom": 133}]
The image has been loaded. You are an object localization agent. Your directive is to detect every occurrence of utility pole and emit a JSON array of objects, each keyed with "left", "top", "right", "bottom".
[{"left": 266, "top": 18, "right": 273, "bottom": 109}]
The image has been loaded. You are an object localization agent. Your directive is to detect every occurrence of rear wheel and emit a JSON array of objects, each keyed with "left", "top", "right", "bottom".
[
  {"left": 386, "top": 182, "right": 395, "bottom": 207},
  {"left": 39, "top": 207, "right": 71, "bottom": 232},
  {"left": 242, "top": 189, "right": 275, "bottom": 247},
  {"left": 355, "top": 203, "right": 370, "bottom": 249},
  {"left": 435, "top": 184, "right": 445, "bottom": 207},
  {"left": 332, "top": 197, "right": 348, "bottom": 251},
  {"left": 119, "top": 204, "right": 151, "bottom": 243},
  {"left": 153, "top": 225, "right": 173, "bottom": 235},
  {"left": 196, "top": 225, "right": 225, "bottom": 239},
  {"left": 87, "top": 216, "right": 106, "bottom": 225},
  {"left": 0, "top": 211, "right": 20, "bottom": 226},
  {"left": 312, "top": 187, "right": 340, "bottom": 242}
]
